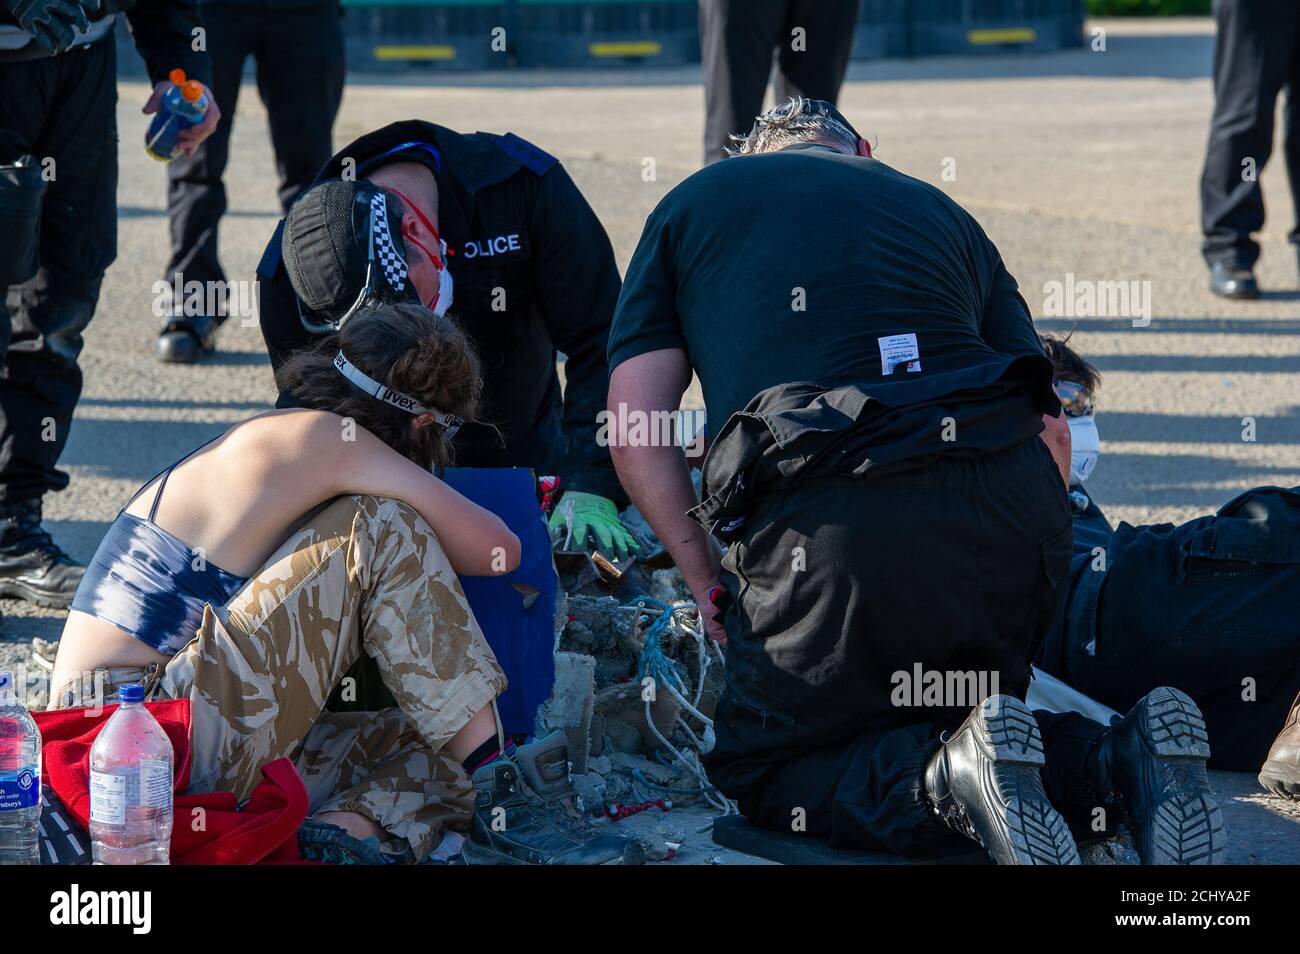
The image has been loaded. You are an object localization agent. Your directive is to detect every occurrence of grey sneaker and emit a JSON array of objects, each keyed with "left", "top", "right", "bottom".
[{"left": 462, "top": 733, "right": 642, "bottom": 865}]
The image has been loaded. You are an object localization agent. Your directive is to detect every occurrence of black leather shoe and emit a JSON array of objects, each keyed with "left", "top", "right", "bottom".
[
  {"left": 157, "top": 313, "right": 221, "bottom": 364},
  {"left": 1208, "top": 262, "right": 1259, "bottom": 300},
  {"left": 925, "top": 695, "right": 1079, "bottom": 865},
  {"left": 1097, "top": 687, "right": 1226, "bottom": 865},
  {"left": 0, "top": 500, "right": 84, "bottom": 608},
  {"left": 462, "top": 733, "right": 642, "bottom": 865}
]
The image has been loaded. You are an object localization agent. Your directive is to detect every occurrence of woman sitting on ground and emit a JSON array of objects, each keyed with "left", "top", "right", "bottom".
[{"left": 50, "top": 302, "right": 638, "bottom": 866}]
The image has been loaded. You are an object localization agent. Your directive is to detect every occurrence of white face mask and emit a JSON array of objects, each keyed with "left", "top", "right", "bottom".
[
  {"left": 1068, "top": 414, "right": 1099, "bottom": 486},
  {"left": 430, "top": 250, "right": 453, "bottom": 317}
]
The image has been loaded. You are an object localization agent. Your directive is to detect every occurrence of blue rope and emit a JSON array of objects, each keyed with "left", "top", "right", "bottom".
[{"left": 634, "top": 597, "right": 686, "bottom": 695}]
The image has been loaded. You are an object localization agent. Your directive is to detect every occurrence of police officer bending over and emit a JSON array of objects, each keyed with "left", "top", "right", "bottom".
[
  {"left": 607, "top": 98, "right": 1225, "bottom": 865},
  {"left": 0, "top": 0, "right": 217, "bottom": 607},
  {"left": 257, "top": 121, "right": 634, "bottom": 555}
]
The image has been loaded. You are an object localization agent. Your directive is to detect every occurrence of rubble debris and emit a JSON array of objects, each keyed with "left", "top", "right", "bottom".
[
  {"left": 545, "top": 567, "right": 729, "bottom": 815},
  {"left": 531, "top": 497, "right": 737, "bottom": 860},
  {"left": 535, "top": 652, "right": 595, "bottom": 774},
  {"left": 1078, "top": 833, "right": 1140, "bottom": 865},
  {"left": 634, "top": 818, "right": 689, "bottom": 862}
]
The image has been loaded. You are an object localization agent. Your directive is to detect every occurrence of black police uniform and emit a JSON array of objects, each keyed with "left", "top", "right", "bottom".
[
  {"left": 1039, "top": 484, "right": 1300, "bottom": 774},
  {"left": 610, "top": 144, "right": 1109, "bottom": 856},
  {"left": 257, "top": 121, "right": 624, "bottom": 501},
  {"left": 0, "top": 4, "right": 209, "bottom": 505},
  {"left": 163, "top": 0, "right": 345, "bottom": 328},
  {"left": 699, "top": 0, "right": 862, "bottom": 164},
  {"left": 1200, "top": 0, "right": 1300, "bottom": 270}
]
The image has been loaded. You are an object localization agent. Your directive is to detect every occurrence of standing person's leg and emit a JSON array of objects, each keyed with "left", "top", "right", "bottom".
[
  {"left": 254, "top": 3, "right": 346, "bottom": 214},
  {"left": 774, "top": 0, "right": 861, "bottom": 106},
  {"left": 1200, "top": 0, "right": 1297, "bottom": 280},
  {"left": 0, "top": 38, "right": 118, "bottom": 608},
  {"left": 1282, "top": 11, "right": 1300, "bottom": 273},
  {"left": 158, "top": 5, "right": 254, "bottom": 364},
  {"left": 699, "top": 0, "right": 786, "bottom": 164},
  {"left": 0, "top": 56, "right": 55, "bottom": 359}
]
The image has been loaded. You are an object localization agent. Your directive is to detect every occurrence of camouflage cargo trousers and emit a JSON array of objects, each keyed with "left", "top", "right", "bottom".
[{"left": 54, "top": 495, "right": 508, "bottom": 861}]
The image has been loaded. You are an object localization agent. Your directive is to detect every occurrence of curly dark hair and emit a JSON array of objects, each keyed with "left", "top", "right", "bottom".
[
  {"left": 275, "top": 302, "right": 482, "bottom": 470},
  {"left": 1040, "top": 331, "right": 1101, "bottom": 394}
]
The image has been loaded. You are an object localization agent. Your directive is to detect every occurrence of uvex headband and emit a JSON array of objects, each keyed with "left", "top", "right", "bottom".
[{"left": 333, "top": 350, "right": 463, "bottom": 438}]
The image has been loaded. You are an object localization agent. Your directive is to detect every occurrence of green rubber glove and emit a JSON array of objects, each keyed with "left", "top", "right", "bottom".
[{"left": 548, "top": 491, "right": 640, "bottom": 560}]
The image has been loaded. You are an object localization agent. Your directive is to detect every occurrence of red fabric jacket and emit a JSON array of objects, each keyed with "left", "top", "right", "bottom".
[{"left": 34, "top": 699, "right": 310, "bottom": 864}]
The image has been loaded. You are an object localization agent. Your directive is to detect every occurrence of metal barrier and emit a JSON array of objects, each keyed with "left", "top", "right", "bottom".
[
  {"left": 342, "top": 0, "right": 510, "bottom": 70},
  {"left": 112, "top": 0, "right": 1085, "bottom": 73},
  {"left": 513, "top": 0, "right": 700, "bottom": 68},
  {"left": 908, "top": 0, "right": 1085, "bottom": 56},
  {"left": 852, "top": 0, "right": 909, "bottom": 61}
]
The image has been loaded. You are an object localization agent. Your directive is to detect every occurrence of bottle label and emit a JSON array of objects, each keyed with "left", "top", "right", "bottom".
[
  {"left": 90, "top": 770, "right": 126, "bottom": 826},
  {"left": 0, "top": 767, "right": 40, "bottom": 810},
  {"left": 139, "top": 759, "right": 172, "bottom": 810},
  {"left": 91, "top": 760, "right": 173, "bottom": 827}
]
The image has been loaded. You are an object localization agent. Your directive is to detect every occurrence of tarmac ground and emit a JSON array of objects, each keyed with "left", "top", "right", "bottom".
[{"left": 3, "top": 16, "right": 1297, "bottom": 863}]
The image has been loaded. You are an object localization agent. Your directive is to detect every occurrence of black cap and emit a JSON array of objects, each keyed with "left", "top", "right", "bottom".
[{"left": 282, "top": 179, "right": 417, "bottom": 320}]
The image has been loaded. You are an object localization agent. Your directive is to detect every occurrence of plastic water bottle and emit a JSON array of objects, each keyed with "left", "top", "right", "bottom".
[
  {"left": 0, "top": 670, "right": 41, "bottom": 865},
  {"left": 89, "top": 685, "right": 174, "bottom": 865},
  {"left": 144, "top": 68, "right": 208, "bottom": 162}
]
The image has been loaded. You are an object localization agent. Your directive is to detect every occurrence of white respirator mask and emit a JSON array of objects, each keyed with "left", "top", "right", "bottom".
[{"left": 1067, "top": 414, "right": 1100, "bottom": 486}]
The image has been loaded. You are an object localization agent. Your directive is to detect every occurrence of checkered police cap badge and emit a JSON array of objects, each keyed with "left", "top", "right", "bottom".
[
  {"left": 368, "top": 190, "right": 407, "bottom": 294},
  {"left": 283, "top": 179, "right": 418, "bottom": 322}
]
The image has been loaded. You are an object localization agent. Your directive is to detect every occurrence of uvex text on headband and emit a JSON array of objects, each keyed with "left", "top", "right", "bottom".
[{"left": 333, "top": 350, "right": 463, "bottom": 438}]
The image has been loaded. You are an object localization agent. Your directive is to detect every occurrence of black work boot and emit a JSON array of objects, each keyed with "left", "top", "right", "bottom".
[
  {"left": 157, "top": 313, "right": 221, "bottom": 364},
  {"left": 462, "top": 733, "right": 642, "bottom": 865},
  {"left": 1259, "top": 690, "right": 1300, "bottom": 800},
  {"left": 925, "top": 694, "right": 1080, "bottom": 865},
  {"left": 1208, "top": 261, "right": 1259, "bottom": 300},
  {"left": 0, "top": 499, "right": 85, "bottom": 608},
  {"left": 1096, "top": 687, "right": 1226, "bottom": 865}
]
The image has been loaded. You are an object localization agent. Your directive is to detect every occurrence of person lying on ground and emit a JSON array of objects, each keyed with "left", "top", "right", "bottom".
[
  {"left": 47, "top": 300, "right": 641, "bottom": 866},
  {"left": 1036, "top": 333, "right": 1300, "bottom": 801},
  {"left": 606, "top": 96, "right": 1225, "bottom": 864}
]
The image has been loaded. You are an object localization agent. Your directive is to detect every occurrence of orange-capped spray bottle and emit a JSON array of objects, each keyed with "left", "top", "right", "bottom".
[{"left": 144, "top": 69, "right": 208, "bottom": 162}]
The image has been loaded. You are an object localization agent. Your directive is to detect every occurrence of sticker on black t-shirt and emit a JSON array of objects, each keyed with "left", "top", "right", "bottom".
[{"left": 878, "top": 333, "right": 922, "bottom": 375}]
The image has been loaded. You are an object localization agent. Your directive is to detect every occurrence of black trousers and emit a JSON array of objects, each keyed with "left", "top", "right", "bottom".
[
  {"left": 1200, "top": 0, "right": 1300, "bottom": 269},
  {"left": 0, "top": 37, "right": 117, "bottom": 504},
  {"left": 705, "top": 438, "right": 1110, "bottom": 857},
  {"left": 1045, "top": 487, "right": 1300, "bottom": 773},
  {"left": 699, "top": 0, "right": 862, "bottom": 164},
  {"left": 164, "top": 2, "right": 345, "bottom": 298}
]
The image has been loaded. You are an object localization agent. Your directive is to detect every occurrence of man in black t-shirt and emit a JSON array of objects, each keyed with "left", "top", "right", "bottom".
[{"left": 607, "top": 99, "right": 1225, "bottom": 865}]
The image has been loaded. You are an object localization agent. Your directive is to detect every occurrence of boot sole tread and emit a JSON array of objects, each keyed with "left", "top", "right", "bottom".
[
  {"left": 1144, "top": 687, "right": 1211, "bottom": 759},
  {"left": 975, "top": 696, "right": 1079, "bottom": 865},
  {"left": 1137, "top": 688, "right": 1227, "bottom": 865},
  {"left": 977, "top": 694, "right": 1045, "bottom": 766}
]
